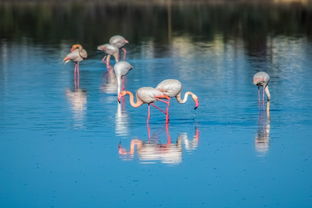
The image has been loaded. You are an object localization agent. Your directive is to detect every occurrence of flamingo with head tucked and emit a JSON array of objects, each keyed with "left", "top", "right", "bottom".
[
  {"left": 114, "top": 61, "right": 133, "bottom": 95},
  {"left": 97, "top": 43, "right": 119, "bottom": 68},
  {"left": 63, "top": 44, "right": 87, "bottom": 86},
  {"left": 156, "top": 79, "right": 199, "bottom": 109},
  {"left": 118, "top": 87, "right": 170, "bottom": 123},
  {"left": 109, "top": 35, "right": 129, "bottom": 60},
  {"left": 253, "top": 72, "right": 271, "bottom": 102}
]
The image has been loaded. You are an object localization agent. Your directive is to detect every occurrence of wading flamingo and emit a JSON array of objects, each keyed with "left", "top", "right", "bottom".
[
  {"left": 114, "top": 61, "right": 133, "bottom": 95},
  {"left": 156, "top": 79, "right": 199, "bottom": 109},
  {"left": 118, "top": 87, "right": 170, "bottom": 123},
  {"left": 253, "top": 72, "right": 271, "bottom": 102},
  {"left": 97, "top": 43, "right": 119, "bottom": 68},
  {"left": 63, "top": 44, "right": 87, "bottom": 87},
  {"left": 109, "top": 35, "right": 129, "bottom": 60}
]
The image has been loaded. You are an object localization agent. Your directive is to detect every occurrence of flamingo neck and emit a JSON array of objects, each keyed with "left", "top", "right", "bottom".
[
  {"left": 176, "top": 91, "right": 197, "bottom": 104},
  {"left": 265, "top": 86, "right": 271, "bottom": 101},
  {"left": 124, "top": 91, "right": 143, "bottom": 108}
]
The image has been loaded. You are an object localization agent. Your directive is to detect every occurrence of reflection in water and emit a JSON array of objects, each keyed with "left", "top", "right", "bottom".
[
  {"left": 255, "top": 102, "right": 271, "bottom": 155},
  {"left": 119, "top": 124, "right": 199, "bottom": 164},
  {"left": 115, "top": 102, "right": 129, "bottom": 136},
  {"left": 66, "top": 88, "right": 87, "bottom": 128},
  {"left": 100, "top": 68, "right": 117, "bottom": 94}
]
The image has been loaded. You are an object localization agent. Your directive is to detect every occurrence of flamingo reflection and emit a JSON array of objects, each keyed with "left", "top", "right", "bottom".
[
  {"left": 100, "top": 68, "right": 117, "bottom": 94},
  {"left": 118, "top": 124, "right": 200, "bottom": 164},
  {"left": 66, "top": 88, "right": 87, "bottom": 128},
  {"left": 255, "top": 102, "right": 270, "bottom": 155},
  {"left": 115, "top": 103, "right": 129, "bottom": 136}
]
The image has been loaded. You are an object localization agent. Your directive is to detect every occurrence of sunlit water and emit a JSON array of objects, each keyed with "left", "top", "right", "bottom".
[{"left": 1, "top": 1, "right": 312, "bottom": 207}]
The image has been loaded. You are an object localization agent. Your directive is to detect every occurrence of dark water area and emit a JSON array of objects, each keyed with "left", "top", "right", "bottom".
[{"left": 1, "top": 1, "right": 312, "bottom": 208}]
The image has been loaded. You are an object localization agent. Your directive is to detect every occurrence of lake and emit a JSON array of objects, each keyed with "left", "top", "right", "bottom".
[{"left": 1, "top": 0, "right": 312, "bottom": 207}]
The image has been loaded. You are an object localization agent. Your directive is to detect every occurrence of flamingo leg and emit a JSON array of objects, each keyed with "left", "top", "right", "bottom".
[
  {"left": 146, "top": 122, "right": 151, "bottom": 140},
  {"left": 122, "top": 78, "right": 125, "bottom": 90},
  {"left": 74, "top": 63, "right": 78, "bottom": 89},
  {"left": 77, "top": 63, "right": 80, "bottom": 88},
  {"left": 147, "top": 104, "right": 151, "bottom": 123},
  {"left": 155, "top": 97, "right": 171, "bottom": 123},
  {"left": 122, "top": 48, "right": 127, "bottom": 60},
  {"left": 151, "top": 103, "right": 166, "bottom": 114}
]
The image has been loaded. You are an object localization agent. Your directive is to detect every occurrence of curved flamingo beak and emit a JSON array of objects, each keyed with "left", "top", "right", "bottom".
[
  {"left": 194, "top": 98, "right": 199, "bottom": 110},
  {"left": 117, "top": 94, "right": 122, "bottom": 103},
  {"left": 124, "top": 39, "right": 129, "bottom": 44}
]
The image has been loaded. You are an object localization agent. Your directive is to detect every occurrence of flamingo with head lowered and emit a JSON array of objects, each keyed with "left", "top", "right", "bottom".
[
  {"left": 118, "top": 87, "right": 170, "bottom": 123},
  {"left": 253, "top": 72, "right": 271, "bottom": 102},
  {"left": 63, "top": 44, "right": 87, "bottom": 86},
  {"left": 114, "top": 61, "right": 133, "bottom": 96},
  {"left": 156, "top": 79, "right": 199, "bottom": 109},
  {"left": 97, "top": 43, "right": 119, "bottom": 69},
  {"left": 109, "top": 35, "right": 129, "bottom": 60}
]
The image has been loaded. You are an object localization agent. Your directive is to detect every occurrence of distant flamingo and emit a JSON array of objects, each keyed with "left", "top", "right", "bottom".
[
  {"left": 156, "top": 79, "right": 199, "bottom": 109},
  {"left": 118, "top": 87, "right": 170, "bottom": 123},
  {"left": 253, "top": 72, "right": 271, "bottom": 102},
  {"left": 109, "top": 35, "right": 129, "bottom": 60},
  {"left": 97, "top": 43, "right": 119, "bottom": 68},
  {"left": 114, "top": 61, "right": 133, "bottom": 95},
  {"left": 63, "top": 44, "right": 87, "bottom": 88}
]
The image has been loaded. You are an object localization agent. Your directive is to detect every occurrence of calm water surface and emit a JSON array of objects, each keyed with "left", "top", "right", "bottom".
[{"left": 1, "top": 1, "right": 312, "bottom": 207}]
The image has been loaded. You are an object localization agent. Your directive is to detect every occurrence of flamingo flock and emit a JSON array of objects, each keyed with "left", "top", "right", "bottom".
[{"left": 64, "top": 35, "right": 271, "bottom": 124}]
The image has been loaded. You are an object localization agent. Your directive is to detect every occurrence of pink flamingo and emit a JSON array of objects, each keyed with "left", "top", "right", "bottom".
[
  {"left": 156, "top": 79, "right": 199, "bottom": 109},
  {"left": 109, "top": 35, "right": 129, "bottom": 60},
  {"left": 118, "top": 87, "right": 170, "bottom": 123},
  {"left": 63, "top": 44, "right": 87, "bottom": 88},
  {"left": 253, "top": 72, "right": 271, "bottom": 102},
  {"left": 97, "top": 43, "right": 119, "bottom": 69}
]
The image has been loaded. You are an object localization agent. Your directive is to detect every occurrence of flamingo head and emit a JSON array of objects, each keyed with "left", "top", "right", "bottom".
[
  {"left": 194, "top": 98, "right": 199, "bottom": 110},
  {"left": 71, "top": 44, "right": 82, "bottom": 52},
  {"left": 124, "top": 39, "right": 129, "bottom": 44},
  {"left": 118, "top": 91, "right": 127, "bottom": 103}
]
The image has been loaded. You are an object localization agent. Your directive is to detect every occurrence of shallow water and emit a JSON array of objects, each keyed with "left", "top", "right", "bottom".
[{"left": 1, "top": 1, "right": 312, "bottom": 207}]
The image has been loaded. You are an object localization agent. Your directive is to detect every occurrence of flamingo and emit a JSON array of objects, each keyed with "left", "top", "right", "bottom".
[
  {"left": 156, "top": 79, "right": 199, "bottom": 109},
  {"left": 114, "top": 61, "right": 133, "bottom": 95},
  {"left": 253, "top": 72, "right": 271, "bottom": 102},
  {"left": 118, "top": 87, "right": 170, "bottom": 123},
  {"left": 109, "top": 35, "right": 129, "bottom": 60},
  {"left": 63, "top": 44, "right": 87, "bottom": 87},
  {"left": 97, "top": 43, "right": 119, "bottom": 68}
]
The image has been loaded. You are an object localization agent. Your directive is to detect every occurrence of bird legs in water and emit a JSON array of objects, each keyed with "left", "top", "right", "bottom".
[
  {"left": 102, "top": 55, "right": 112, "bottom": 70},
  {"left": 146, "top": 97, "right": 170, "bottom": 124},
  {"left": 74, "top": 63, "right": 80, "bottom": 89}
]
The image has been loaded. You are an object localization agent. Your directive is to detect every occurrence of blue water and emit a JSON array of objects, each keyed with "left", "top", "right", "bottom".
[{"left": 1, "top": 4, "right": 312, "bottom": 208}]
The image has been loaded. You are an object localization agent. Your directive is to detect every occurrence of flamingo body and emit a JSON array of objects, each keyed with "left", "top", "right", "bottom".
[
  {"left": 109, "top": 35, "right": 128, "bottom": 49},
  {"left": 156, "top": 79, "right": 199, "bottom": 109},
  {"left": 64, "top": 44, "right": 87, "bottom": 63},
  {"left": 109, "top": 35, "right": 128, "bottom": 60},
  {"left": 136, "top": 87, "right": 166, "bottom": 104}
]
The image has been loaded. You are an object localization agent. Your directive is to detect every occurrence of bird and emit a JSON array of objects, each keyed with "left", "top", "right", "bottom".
[
  {"left": 118, "top": 87, "right": 170, "bottom": 123},
  {"left": 109, "top": 35, "right": 129, "bottom": 60},
  {"left": 253, "top": 72, "right": 271, "bottom": 102},
  {"left": 113, "top": 61, "right": 133, "bottom": 96},
  {"left": 97, "top": 43, "right": 119, "bottom": 68},
  {"left": 63, "top": 44, "right": 87, "bottom": 84},
  {"left": 156, "top": 79, "right": 199, "bottom": 109}
]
